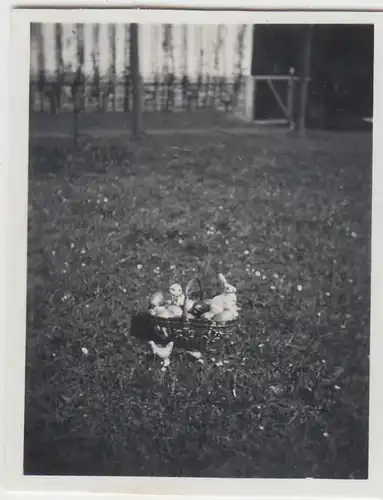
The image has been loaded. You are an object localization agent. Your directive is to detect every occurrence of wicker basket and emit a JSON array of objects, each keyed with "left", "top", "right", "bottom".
[{"left": 149, "top": 276, "right": 239, "bottom": 352}]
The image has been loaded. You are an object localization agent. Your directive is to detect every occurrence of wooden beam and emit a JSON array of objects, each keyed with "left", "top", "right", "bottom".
[
  {"left": 287, "top": 68, "right": 296, "bottom": 129},
  {"left": 297, "top": 25, "right": 314, "bottom": 134},
  {"left": 123, "top": 24, "right": 130, "bottom": 112},
  {"left": 254, "top": 75, "right": 300, "bottom": 82},
  {"left": 266, "top": 79, "right": 289, "bottom": 118},
  {"left": 130, "top": 23, "right": 143, "bottom": 137}
]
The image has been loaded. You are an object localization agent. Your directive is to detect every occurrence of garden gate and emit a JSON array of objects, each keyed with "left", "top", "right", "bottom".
[{"left": 231, "top": 71, "right": 299, "bottom": 128}]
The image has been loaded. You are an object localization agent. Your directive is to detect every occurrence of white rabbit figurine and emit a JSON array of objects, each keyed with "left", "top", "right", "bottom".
[{"left": 202, "top": 273, "right": 239, "bottom": 322}]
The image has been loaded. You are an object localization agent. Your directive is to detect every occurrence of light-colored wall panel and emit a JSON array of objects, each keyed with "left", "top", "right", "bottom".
[
  {"left": 42, "top": 23, "right": 56, "bottom": 75},
  {"left": 30, "top": 23, "right": 255, "bottom": 82},
  {"left": 62, "top": 23, "right": 77, "bottom": 73}
]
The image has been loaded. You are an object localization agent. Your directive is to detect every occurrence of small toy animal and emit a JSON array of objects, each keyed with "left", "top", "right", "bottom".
[
  {"left": 169, "top": 283, "right": 185, "bottom": 307},
  {"left": 202, "top": 273, "right": 239, "bottom": 322},
  {"left": 169, "top": 283, "right": 194, "bottom": 311},
  {"left": 148, "top": 341, "right": 174, "bottom": 369},
  {"left": 166, "top": 305, "right": 183, "bottom": 318},
  {"left": 149, "top": 291, "right": 165, "bottom": 309},
  {"left": 149, "top": 305, "right": 169, "bottom": 317},
  {"left": 153, "top": 308, "right": 172, "bottom": 319}
]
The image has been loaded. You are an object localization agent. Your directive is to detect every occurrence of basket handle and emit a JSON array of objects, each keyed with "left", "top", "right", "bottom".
[
  {"left": 182, "top": 277, "right": 204, "bottom": 319},
  {"left": 197, "top": 254, "right": 212, "bottom": 302},
  {"left": 182, "top": 257, "right": 211, "bottom": 319},
  {"left": 183, "top": 278, "right": 195, "bottom": 319}
]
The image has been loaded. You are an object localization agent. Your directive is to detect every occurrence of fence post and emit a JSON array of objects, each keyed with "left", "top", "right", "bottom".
[
  {"left": 244, "top": 75, "right": 254, "bottom": 121},
  {"left": 287, "top": 67, "right": 296, "bottom": 130},
  {"left": 72, "top": 68, "right": 81, "bottom": 147},
  {"left": 297, "top": 25, "right": 314, "bottom": 135},
  {"left": 252, "top": 77, "right": 257, "bottom": 120},
  {"left": 124, "top": 71, "right": 130, "bottom": 112},
  {"left": 130, "top": 23, "right": 143, "bottom": 137}
]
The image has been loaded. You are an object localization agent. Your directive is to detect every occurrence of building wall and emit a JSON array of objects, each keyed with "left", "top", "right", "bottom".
[{"left": 30, "top": 23, "right": 254, "bottom": 82}]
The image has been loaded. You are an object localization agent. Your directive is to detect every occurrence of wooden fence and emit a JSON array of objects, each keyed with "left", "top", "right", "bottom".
[{"left": 29, "top": 76, "right": 247, "bottom": 114}]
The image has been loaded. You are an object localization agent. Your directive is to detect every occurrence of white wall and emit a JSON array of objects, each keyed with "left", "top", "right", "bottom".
[{"left": 30, "top": 23, "right": 254, "bottom": 81}]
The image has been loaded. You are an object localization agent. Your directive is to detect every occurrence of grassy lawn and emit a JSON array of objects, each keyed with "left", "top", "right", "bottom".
[{"left": 25, "top": 127, "right": 371, "bottom": 479}]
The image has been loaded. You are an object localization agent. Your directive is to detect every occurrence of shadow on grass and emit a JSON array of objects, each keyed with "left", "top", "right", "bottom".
[{"left": 130, "top": 312, "right": 161, "bottom": 344}]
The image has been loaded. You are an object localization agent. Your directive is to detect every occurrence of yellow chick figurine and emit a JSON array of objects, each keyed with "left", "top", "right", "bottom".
[
  {"left": 148, "top": 291, "right": 166, "bottom": 316},
  {"left": 153, "top": 307, "right": 172, "bottom": 319},
  {"left": 169, "top": 283, "right": 194, "bottom": 312},
  {"left": 166, "top": 304, "right": 183, "bottom": 318},
  {"left": 169, "top": 283, "right": 185, "bottom": 306},
  {"left": 149, "top": 291, "right": 165, "bottom": 308}
]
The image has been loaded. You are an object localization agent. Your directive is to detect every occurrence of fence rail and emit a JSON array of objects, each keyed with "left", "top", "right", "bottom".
[{"left": 29, "top": 76, "right": 246, "bottom": 114}]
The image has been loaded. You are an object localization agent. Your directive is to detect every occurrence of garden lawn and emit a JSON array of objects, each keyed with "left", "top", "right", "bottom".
[{"left": 25, "top": 129, "right": 371, "bottom": 479}]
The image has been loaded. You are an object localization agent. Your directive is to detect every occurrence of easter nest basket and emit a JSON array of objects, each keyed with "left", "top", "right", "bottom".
[{"left": 149, "top": 275, "right": 239, "bottom": 352}]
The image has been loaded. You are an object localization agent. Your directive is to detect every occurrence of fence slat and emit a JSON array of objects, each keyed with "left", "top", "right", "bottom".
[
  {"left": 98, "top": 23, "right": 109, "bottom": 79},
  {"left": 30, "top": 24, "right": 39, "bottom": 80},
  {"left": 115, "top": 24, "right": 125, "bottom": 79},
  {"left": 123, "top": 24, "right": 130, "bottom": 112},
  {"left": 42, "top": 23, "right": 56, "bottom": 77},
  {"left": 84, "top": 24, "right": 93, "bottom": 82},
  {"left": 108, "top": 23, "right": 117, "bottom": 111},
  {"left": 181, "top": 24, "right": 188, "bottom": 76},
  {"left": 62, "top": 23, "right": 76, "bottom": 74},
  {"left": 77, "top": 24, "right": 85, "bottom": 67}
]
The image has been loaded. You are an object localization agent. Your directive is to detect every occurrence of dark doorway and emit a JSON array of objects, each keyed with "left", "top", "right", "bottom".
[{"left": 251, "top": 24, "right": 374, "bottom": 129}]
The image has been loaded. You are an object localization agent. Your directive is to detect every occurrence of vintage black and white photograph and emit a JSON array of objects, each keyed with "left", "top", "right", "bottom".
[{"left": 24, "top": 18, "right": 373, "bottom": 480}]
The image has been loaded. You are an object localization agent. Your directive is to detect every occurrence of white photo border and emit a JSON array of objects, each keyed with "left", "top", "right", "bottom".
[{"left": 2, "top": 5, "right": 383, "bottom": 500}]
